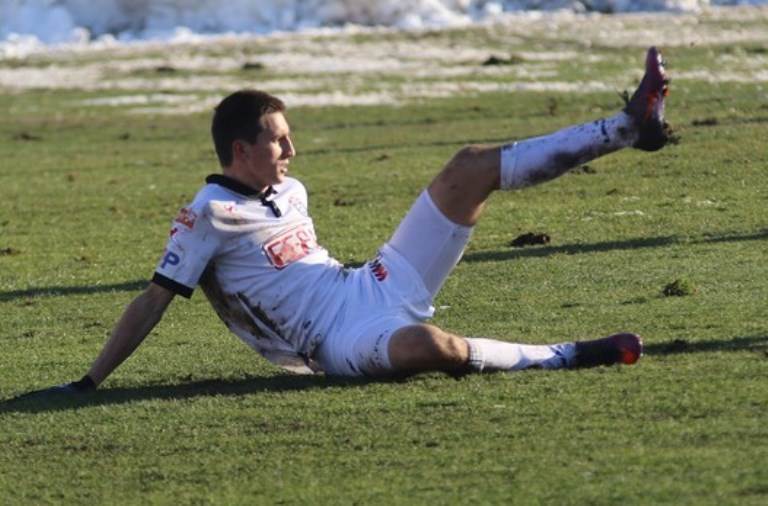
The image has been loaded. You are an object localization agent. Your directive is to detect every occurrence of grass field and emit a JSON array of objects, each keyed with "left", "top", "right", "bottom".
[{"left": 1, "top": 7, "right": 768, "bottom": 505}]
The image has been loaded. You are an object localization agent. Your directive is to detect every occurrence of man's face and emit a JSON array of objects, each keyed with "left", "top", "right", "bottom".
[{"left": 231, "top": 111, "right": 295, "bottom": 190}]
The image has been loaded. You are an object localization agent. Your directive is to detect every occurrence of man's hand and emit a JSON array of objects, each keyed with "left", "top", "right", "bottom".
[{"left": 13, "top": 375, "right": 96, "bottom": 402}]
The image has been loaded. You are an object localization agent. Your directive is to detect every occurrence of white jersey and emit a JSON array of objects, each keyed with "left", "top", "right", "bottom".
[{"left": 153, "top": 175, "right": 351, "bottom": 370}]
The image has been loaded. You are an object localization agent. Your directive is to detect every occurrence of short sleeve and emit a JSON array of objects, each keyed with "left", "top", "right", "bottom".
[{"left": 153, "top": 205, "right": 221, "bottom": 298}]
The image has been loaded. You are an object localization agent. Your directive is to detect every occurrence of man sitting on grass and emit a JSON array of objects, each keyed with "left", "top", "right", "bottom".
[{"left": 23, "top": 47, "right": 670, "bottom": 398}]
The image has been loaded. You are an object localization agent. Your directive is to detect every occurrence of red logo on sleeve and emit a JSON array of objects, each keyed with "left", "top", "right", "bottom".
[
  {"left": 174, "top": 208, "right": 197, "bottom": 229},
  {"left": 264, "top": 224, "right": 319, "bottom": 269}
]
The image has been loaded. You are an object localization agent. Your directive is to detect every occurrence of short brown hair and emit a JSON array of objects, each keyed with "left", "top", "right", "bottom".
[{"left": 211, "top": 89, "right": 286, "bottom": 167}]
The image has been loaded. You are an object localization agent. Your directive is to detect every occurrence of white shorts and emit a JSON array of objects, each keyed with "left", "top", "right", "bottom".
[{"left": 314, "top": 190, "right": 473, "bottom": 376}]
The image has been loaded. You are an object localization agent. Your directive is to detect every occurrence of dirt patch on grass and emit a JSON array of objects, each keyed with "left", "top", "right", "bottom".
[{"left": 510, "top": 232, "right": 551, "bottom": 247}]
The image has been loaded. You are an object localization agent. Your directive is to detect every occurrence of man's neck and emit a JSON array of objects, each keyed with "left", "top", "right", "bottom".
[
  {"left": 221, "top": 168, "right": 270, "bottom": 195},
  {"left": 208, "top": 174, "right": 272, "bottom": 198}
]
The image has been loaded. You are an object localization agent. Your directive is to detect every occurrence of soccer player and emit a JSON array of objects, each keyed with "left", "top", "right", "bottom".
[{"left": 22, "top": 47, "right": 669, "bottom": 397}]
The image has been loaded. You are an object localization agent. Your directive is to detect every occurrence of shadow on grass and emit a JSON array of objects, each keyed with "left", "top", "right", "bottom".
[
  {"left": 463, "top": 228, "right": 768, "bottom": 263},
  {"left": 0, "top": 280, "right": 148, "bottom": 302},
  {"left": 1, "top": 374, "right": 379, "bottom": 414},
  {"left": 463, "top": 235, "right": 678, "bottom": 262},
  {"left": 699, "top": 229, "right": 768, "bottom": 244},
  {"left": 690, "top": 114, "right": 768, "bottom": 128},
  {"left": 4, "top": 335, "right": 766, "bottom": 413},
  {"left": 645, "top": 335, "right": 768, "bottom": 356}
]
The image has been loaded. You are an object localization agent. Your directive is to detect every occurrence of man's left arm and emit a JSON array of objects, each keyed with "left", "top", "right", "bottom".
[
  {"left": 12, "top": 282, "right": 175, "bottom": 402},
  {"left": 85, "top": 282, "right": 176, "bottom": 386}
]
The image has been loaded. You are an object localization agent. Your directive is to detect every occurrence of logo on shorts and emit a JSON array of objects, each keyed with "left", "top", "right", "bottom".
[
  {"left": 369, "top": 255, "right": 388, "bottom": 282},
  {"left": 174, "top": 207, "right": 197, "bottom": 229}
]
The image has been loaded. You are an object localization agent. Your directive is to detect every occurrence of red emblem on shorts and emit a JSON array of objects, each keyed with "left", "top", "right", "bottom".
[
  {"left": 174, "top": 207, "right": 197, "bottom": 229},
  {"left": 369, "top": 256, "right": 388, "bottom": 282}
]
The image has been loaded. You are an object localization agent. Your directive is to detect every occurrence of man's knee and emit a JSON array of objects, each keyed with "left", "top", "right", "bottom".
[
  {"left": 444, "top": 145, "right": 485, "bottom": 175},
  {"left": 431, "top": 144, "right": 500, "bottom": 200},
  {"left": 388, "top": 324, "right": 469, "bottom": 373}
]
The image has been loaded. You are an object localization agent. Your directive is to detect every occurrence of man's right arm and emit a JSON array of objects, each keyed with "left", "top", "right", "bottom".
[{"left": 86, "top": 281, "right": 176, "bottom": 386}]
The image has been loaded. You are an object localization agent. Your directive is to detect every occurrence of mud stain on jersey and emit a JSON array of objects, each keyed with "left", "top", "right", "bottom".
[
  {"left": 236, "top": 292, "right": 283, "bottom": 338},
  {"left": 200, "top": 263, "right": 279, "bottom": 341}
]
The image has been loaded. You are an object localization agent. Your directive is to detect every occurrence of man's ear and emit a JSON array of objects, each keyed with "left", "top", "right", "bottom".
[{"left": 232, "top": 139, "right": 247, "bottom": 160}]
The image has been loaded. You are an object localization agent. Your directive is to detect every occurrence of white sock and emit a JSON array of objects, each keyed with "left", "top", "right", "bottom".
[
  {"left": 465, "top": 337, "right": 576, "bottom": 372},
  {"left": 500, "top": 112, "right": 638, "bottom": 190}
]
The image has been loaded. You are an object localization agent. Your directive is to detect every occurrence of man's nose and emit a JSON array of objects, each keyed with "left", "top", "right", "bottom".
[{"left": 283, "top": 138, "right": 296, "bottom": 158}]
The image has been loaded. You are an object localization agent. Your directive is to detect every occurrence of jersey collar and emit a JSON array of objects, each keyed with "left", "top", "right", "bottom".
[
  {"left": 205, "top": 174, "right": 276, "bottom": 199},
  {"left": 206, "top": 174, "right": 282, "bottom": 217}
]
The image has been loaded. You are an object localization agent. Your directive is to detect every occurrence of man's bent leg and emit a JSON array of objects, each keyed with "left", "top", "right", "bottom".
[
  {"left": 428, "top": 46, "right": 669, "bottom": 227},
  {"left": 428, "top": 114, "right": 636, "bottom": 227},
  {"left": 392, "top": 48, "right": 668, "bottom": 292},
  {"left": 390, "top": 115, "right": 645, "bottom": 295}
]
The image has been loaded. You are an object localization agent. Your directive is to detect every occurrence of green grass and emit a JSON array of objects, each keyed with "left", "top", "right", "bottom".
[{"left": 2, "top": 19, "right": 768, "bottom": 505}]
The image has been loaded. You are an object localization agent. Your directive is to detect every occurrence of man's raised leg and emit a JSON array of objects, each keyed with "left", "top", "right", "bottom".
[
  {"left": 388, "top": 47, "right": 668, "bottom": 304},
  {"left": 428, "top": 46, "right": 669, "bottom": 227}
]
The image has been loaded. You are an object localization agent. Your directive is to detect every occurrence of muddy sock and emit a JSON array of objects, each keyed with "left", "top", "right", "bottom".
[{"left": 500, "top": 112, "right": 638, "bottom": 190}]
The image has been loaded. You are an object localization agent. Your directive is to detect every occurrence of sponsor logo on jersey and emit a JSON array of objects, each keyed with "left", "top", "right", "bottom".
[
  {"left": 369, "top": 255, "right": 388, "bottom": 282},
  {"left": 174, "top": 207, "right": 197, "bottom": 229},
  {"left": 263, "top": 224, "right": 318, "bottom": 269}
]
